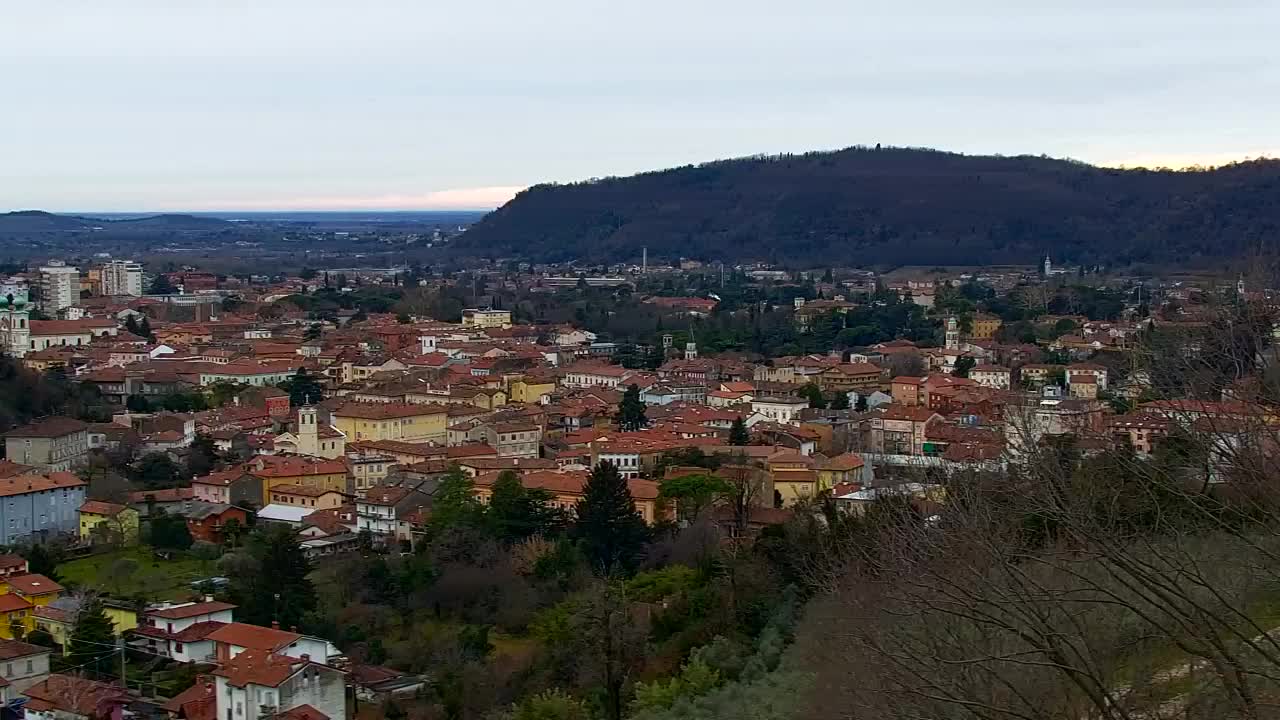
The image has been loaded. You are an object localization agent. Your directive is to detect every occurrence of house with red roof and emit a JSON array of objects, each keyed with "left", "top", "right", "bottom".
[
  {"left": 209, "top": 622, "right": 336, "bottom": 664},
  {"left": 131, "top": 599, "right": 235, "bottom": 663},
  {"left": 213, "top": 649, "right": 346, "bottom": 720},
  {"left": 22, "top": 673, "right": 129, "bottom": 720}
]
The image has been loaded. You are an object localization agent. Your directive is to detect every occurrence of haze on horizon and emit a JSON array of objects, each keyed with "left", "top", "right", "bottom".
[{"left": 2, "top": 1, "right": 1276, "bottom": 213}]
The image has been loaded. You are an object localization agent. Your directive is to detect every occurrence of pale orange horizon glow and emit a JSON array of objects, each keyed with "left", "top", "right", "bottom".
[
  {"left": 180, "top": 185, "right": 526, "bottom": 212},
  {"left": 1099, "top": 150, "right": 1279, "bottom": 170}
]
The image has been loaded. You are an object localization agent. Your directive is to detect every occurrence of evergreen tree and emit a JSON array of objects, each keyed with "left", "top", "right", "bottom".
[
  {"left": 430, "top": 469, "right": 484, "bottom": 530},
  {"left": 283, "top": 368, "right": 325, "bottom": 407},
  {"left": 830, "top": 391, "right": 850, "bottom": 410},
  {"left": 953, "top": 356, "right": 976, "bottom": 378},
  {"left": 228, "top": 525, "right": 317, "bottom": 630},
  {"left": 855, "top": 394, "right": 869, "bottom": 412},
  {"left": 729, "top": 417, "right": 750, "bottom": 446},
  {"left": 615, "top": 384, "right": 648, "bottom": 431},
  {"left": 486, "top": 470, "right": 562, "bottom": 543},
  {"left": 148, "top": 274, "right": 177, "bottom": 295},
  {"left": 137, "top": 316, "right": 155, "bottom": 341},
  {"left": 798, "top": 383, "right": 827, "bottom": 409},
  {"left": 25, "top": 543, "right": 60, "bottom": 580},
  {"left": 125, "top": 394, "right": 151, "bottom": 413},
  {"left": 150, "top": 510, "right": 194, "bottom": 550},
  {"left": 186, "top": 433, "right": 220, "bottom": 478},
  {"left": 68, "top": 599, "right": 116, "bottom": 677},
  {"left": 574, "top": 461, "right": 649, "bottom": 576}
]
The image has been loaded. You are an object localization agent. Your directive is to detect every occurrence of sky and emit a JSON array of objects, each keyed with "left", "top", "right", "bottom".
[{"left": 2, "top": 0, "right": 1277, "bottom": 212}]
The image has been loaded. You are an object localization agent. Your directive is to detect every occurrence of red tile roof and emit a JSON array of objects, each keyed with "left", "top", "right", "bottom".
[
  {"left": 129, "top": 486, "right": 195, "bottom": 504},
  {"left": 249, "top": 456, "right": 347, "bottom": 478},
  {"left": 147, "top": 600, "right": 237, "bottom": 620},
  {"left": 5, "top": 573, "right": 62, "bottom": 596},
  {"left": 208, "top": 622, "right": 300, "bottom": 652},
  {"left": 0, "top": 594, "right": 30, "bottom": 613},
  {"left": 162, "top": 678, "right": 217, "bottom": 720},
  {"left": 22, "top": 674, "right": 128, "bottom": 716},
  {"left": 2, "top": 417, "right": 88, "bottom": 438},
  {"left": 0, "top": 473, "right": 85, "bottom": 498},
  {"left": 79, "top": 500, "right": 129, "bottom": 517},
  {"left": 332, "top": 402, "right": 448, "bottom": 420},
  {"left": 212, "top": 649, "right": 312, "bottom": 689}
]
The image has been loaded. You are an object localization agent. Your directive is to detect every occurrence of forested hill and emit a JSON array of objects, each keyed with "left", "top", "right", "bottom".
[{"left": 455, "top": 147, "right": 1280, "bottom": 267}]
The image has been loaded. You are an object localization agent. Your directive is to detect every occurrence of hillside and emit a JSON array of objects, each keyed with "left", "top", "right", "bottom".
[
  {"left": 0, "top": 211, "right": 233, "bottom": 234},
  {"left": 455, "top": 147, "right": 1280, "bottom": 267}
]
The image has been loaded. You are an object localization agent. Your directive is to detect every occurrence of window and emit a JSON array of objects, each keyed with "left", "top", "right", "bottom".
[
  {"left": 4, "top": 663, "right": 10, "bottom": 677},
  {"left": 174, "top": 642, "right": 183, "bottom": 653},
  {"left": 25, "top": 659, "right": 32, "bottom": 673}
]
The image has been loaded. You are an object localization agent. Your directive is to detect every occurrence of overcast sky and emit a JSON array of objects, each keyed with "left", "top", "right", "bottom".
[{"left": 2, "top": 0, "right": 1277, "bottom": 212}]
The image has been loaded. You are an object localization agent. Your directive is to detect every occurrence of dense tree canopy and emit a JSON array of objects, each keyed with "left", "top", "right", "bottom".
[{"left": 455, "top": 147, "right": 1280, "bottom": 268}]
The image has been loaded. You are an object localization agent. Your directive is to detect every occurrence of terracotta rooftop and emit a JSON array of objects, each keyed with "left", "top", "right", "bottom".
[
  {"left": 0, "top": 639, "right": 47, "bottom": 661},
  {"left": 0, "top": 473, "right": 85, "bottom": 498},
  {"left": 147, "top": 600, "right": 237, "bottom": 620},
  {"left": 249, "top": 455, "right": 348, "bottom": 478},
  {"left": 5, "top": 573, "right": 63, "bottom": 596},
  {"left": 270, "top": 484, "right": 344, "bottom": 498},
  {"left": 333, "top": 402, "right": 448, "bottom": 420},
  {"left": 207, "top": 622, "right": 300, "bottom": 652},
  {"left": 2, "top": 417, "right": 88, "bottom": 438},
  {"left": 212, "top": 648, "right": 310, "bottom": 689},
  {"left": 79, "top": 500, "right": 129, "bottom": 517},
  {"left": 129, "top": 487, "right": 195, "bottom": 503},
  {"left": 22, "top": 674, "right": 128, "bottom": 716}
]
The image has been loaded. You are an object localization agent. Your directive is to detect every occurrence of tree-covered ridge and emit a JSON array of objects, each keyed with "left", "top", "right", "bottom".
[{"left": 456, "top": 147, "right": 1280, "bottom": 267}]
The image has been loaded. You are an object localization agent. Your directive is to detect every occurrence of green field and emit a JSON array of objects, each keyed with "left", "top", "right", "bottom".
[{"left": 58, "top": 548, "right": 217, "bottom": 601}]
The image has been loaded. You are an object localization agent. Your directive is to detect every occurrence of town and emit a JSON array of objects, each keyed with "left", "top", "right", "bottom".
[{"left": 0, "top": 250, "right": 1271, "bottom": 720}]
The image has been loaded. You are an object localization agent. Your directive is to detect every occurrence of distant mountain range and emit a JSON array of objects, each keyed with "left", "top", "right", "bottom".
[
  {"left": 0, "top": 210, "right": 233, "bottom": 234},
  {"left": 454, "top": 147, "right": 1280, "bottom": 267}
]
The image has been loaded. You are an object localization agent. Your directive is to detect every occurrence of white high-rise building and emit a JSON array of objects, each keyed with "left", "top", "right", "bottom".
[
  {"left": 37, "top": 261, "right": 80, "bottom": 312},
  {"left": 101, "top": 260, "right": 144, "bottom": 297}
]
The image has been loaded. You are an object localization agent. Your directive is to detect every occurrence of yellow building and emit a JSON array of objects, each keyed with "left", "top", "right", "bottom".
[
  {"left": 0, "top": 573, "right": 64, "bottom": 638},
  {"left": 508, "top": 377, "right": 557, "bottom": 404},
  {"left": 815, "top": 453, "right": 866, "bottom": 492},
  {"left": 331, "top": 402, "right": 449, "bottom": 444},
  {"left": 78, "top": 501, "right": 140, "bottom": 545},
  {"left": 246, "top": 455, "right": 350, "bottom": 506},
  {"left": 970, "top": 313, "right": 1003, "bottom": 340},
  {"left": 461, "top": 308, "right": 512, "bottom": 329},
  {"left": 34, "top": 599, "right": 136, "bottom": 654},
  {"left": 265, "top": 483, "right": 348, "bottom": 510},
  {"left": 766, "top": 452, "right": 820, "bottom": 507}
]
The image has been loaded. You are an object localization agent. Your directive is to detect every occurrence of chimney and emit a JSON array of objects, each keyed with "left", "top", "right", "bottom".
[
  {"left": 290, "top": 626, "right": 298, "bottom": 633},
  {"left": 271, "top": 620, "right": 280, "bottom": 630},
  {"left": 300, "top": 654, "right": 310, "bottom": 663},
  {"left": 204, "top": 595, "right": 213, "bottom": 602}
]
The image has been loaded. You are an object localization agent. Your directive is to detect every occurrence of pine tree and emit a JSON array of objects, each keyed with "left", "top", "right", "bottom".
[
  {"left": 284, "top": 368, "right": 324, "bottom": 407},
  {"left": 799, "top": 383, "right": 827, "bottom": 409},
  {"left": 486, "top": 470, "right": 560, "bottom": 543},
  {"left": 574, "top": 461, "right": 649, "bottom": 576},
  {"left": 228, "top": 525, "right": 316, "bottom": 630},
  {"left": 729, "top": 416, "right": 750, "bottom": 446},
  {"left": 830, "top": 391, "right": 850, "bottom": 410},
  {"left": 614, "top": 384, "right": 648, "bottom": 431},
  {"left": 69, "top": 599, "right": 116, "bottom": 677}
]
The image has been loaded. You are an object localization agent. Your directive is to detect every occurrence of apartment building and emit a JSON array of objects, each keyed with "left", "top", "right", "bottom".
[
  {"left": 3, "top": 418, "right": 90, "bottom": 472},
  {"left": 101, "top": 260, "right": 144, "bottom": 297},
  {"left": 36, "top": 263, "right": 78, "bottom": 313}
]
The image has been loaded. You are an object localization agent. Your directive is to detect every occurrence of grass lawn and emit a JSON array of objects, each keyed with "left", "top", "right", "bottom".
[{"left": 58, "top": 547, "right": 217, "bottom": 601}]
